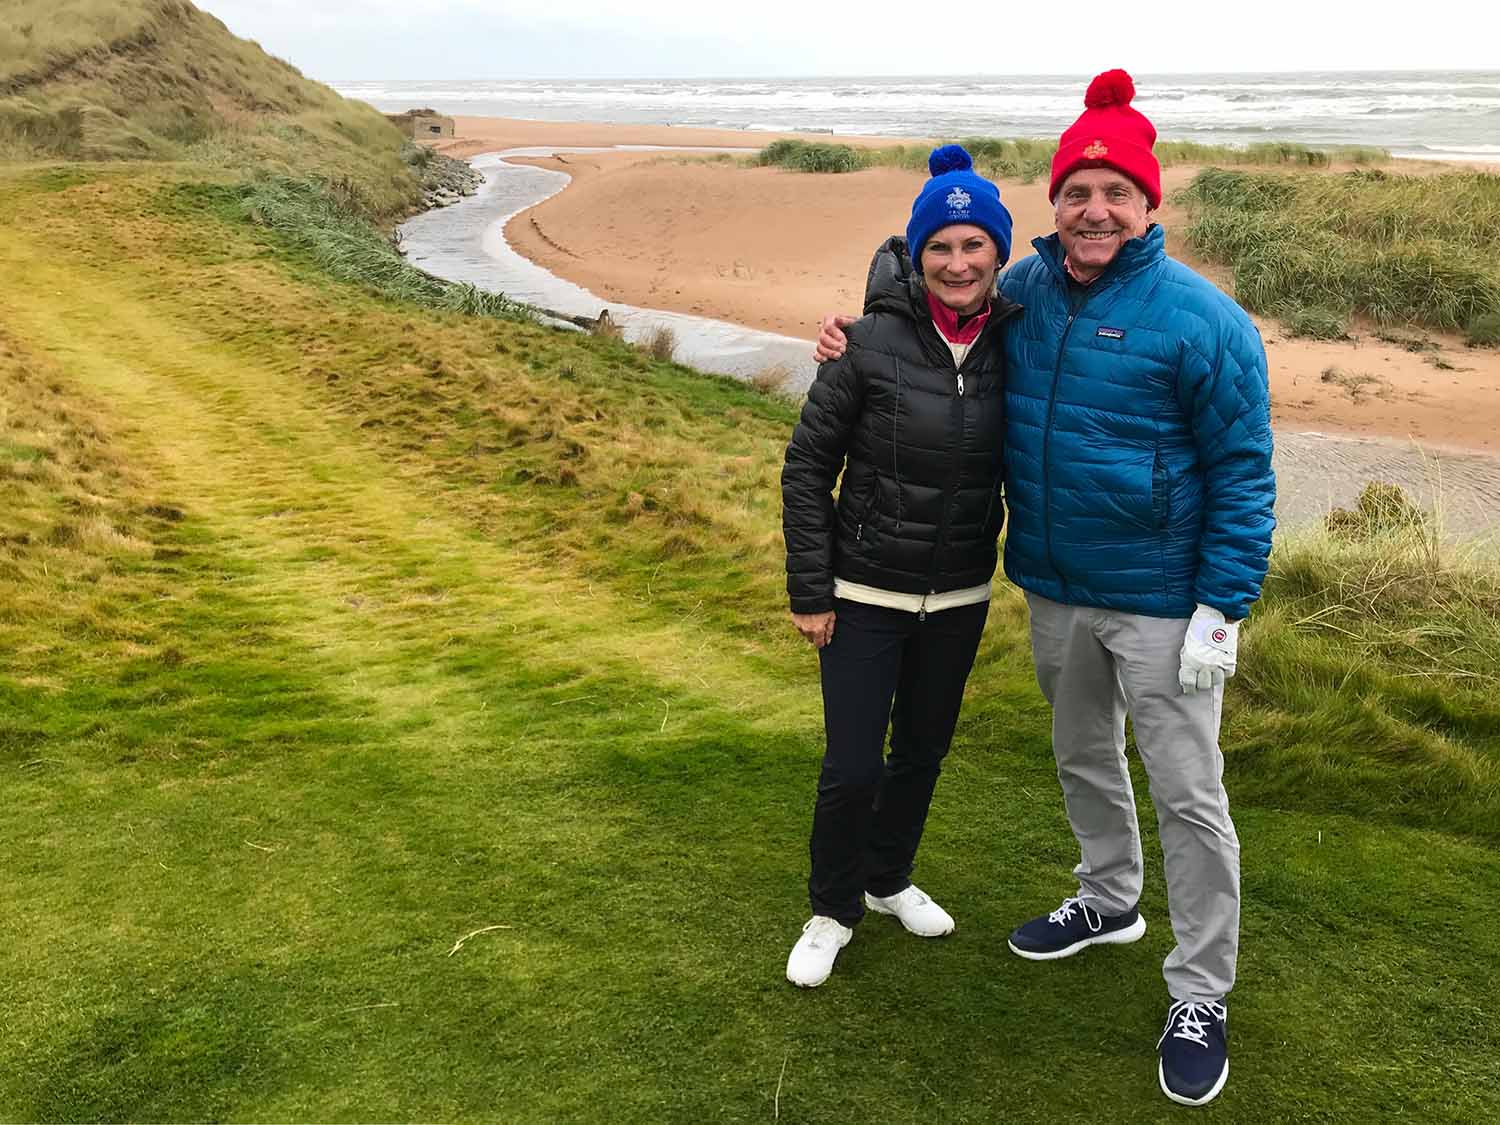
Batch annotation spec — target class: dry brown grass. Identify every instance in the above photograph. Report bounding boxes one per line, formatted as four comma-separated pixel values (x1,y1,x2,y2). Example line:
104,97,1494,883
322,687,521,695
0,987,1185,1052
641,325,677,363
747,363,793,397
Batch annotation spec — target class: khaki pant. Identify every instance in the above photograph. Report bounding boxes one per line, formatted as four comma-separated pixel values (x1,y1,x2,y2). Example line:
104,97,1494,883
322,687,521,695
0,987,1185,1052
1026,592,1240,1003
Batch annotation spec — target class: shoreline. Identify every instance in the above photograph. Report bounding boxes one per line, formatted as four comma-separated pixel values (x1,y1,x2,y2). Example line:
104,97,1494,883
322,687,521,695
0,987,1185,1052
439,116,1500,457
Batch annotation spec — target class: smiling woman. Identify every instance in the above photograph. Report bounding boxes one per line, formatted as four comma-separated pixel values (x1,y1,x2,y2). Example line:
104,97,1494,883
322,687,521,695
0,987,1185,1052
778,144,1019,989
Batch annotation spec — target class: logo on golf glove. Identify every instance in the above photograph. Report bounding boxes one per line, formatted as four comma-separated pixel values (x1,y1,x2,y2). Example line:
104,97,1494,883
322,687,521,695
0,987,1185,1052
1179,604,1238,694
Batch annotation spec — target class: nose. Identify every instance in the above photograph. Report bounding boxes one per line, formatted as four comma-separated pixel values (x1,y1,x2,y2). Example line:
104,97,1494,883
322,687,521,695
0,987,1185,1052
1082,194,1109,223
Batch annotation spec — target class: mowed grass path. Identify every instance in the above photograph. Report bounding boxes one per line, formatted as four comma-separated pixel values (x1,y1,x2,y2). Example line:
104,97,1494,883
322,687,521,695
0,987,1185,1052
1,167,1496,1122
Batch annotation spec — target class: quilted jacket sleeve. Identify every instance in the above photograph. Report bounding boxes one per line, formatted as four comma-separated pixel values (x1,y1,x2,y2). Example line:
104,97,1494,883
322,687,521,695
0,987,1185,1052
1176,312,1277,621
781,347,868,614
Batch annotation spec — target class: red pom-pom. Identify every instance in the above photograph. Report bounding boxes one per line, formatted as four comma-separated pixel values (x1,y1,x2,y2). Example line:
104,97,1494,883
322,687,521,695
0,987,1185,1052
1085,69,1136,109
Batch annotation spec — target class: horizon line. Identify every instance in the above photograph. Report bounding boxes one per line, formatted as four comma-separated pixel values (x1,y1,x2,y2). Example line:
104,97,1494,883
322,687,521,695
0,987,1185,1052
323,66,1500,84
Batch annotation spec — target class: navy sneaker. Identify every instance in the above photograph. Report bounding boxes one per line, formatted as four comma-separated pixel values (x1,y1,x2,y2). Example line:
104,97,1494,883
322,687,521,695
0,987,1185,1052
1157,1000,1229,1106
1006,895,1146,960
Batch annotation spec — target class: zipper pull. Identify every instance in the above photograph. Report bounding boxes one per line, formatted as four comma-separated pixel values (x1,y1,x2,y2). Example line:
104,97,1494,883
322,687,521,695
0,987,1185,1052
856,522,864,541
957,372,965,396
918,591,931,622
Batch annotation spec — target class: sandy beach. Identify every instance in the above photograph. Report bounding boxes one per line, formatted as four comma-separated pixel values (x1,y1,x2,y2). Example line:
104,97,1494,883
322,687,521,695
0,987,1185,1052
441,116,1500,455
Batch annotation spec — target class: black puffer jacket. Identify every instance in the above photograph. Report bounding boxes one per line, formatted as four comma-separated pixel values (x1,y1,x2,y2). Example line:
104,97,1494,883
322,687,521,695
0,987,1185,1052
782,238,1020,614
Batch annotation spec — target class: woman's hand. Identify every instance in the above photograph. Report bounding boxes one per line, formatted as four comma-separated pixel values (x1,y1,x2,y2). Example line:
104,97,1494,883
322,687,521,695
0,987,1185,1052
791,610,837,648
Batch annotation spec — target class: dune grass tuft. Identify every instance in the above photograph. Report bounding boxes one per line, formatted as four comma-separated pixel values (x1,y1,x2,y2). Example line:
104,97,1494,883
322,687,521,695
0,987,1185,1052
754,137,1389,184
1467,310,1500,347
234,177,531,321
1178,167,1500,332
641,324,677,362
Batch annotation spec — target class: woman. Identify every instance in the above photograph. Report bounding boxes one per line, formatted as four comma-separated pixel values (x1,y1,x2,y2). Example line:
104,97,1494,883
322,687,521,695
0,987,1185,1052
781,146,1018,987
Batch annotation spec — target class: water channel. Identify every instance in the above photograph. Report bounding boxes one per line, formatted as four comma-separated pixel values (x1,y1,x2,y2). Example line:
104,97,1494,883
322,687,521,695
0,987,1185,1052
398,148,1500,542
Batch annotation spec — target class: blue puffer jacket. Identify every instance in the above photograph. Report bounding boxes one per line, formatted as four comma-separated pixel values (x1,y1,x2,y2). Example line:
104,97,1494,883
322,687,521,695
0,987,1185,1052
1000,225,1275,621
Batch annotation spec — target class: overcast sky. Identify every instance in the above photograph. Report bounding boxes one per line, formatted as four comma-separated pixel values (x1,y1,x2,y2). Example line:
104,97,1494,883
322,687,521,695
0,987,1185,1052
196,1,1499,80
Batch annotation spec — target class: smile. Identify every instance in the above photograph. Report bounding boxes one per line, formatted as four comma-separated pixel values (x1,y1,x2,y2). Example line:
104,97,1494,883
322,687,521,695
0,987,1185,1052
1078,231,1118,240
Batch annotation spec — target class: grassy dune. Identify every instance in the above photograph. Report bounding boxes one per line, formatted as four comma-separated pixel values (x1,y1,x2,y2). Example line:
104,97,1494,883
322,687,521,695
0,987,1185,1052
1178,168,1500,340
2,160,1499,1121
0,0,416,214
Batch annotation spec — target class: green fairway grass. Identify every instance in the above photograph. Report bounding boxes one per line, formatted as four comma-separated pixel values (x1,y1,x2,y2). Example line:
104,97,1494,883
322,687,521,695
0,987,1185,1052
2,159,1497,1123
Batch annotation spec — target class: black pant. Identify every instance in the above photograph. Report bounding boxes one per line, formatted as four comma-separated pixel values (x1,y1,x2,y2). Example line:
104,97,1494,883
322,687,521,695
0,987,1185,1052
809,596,989,927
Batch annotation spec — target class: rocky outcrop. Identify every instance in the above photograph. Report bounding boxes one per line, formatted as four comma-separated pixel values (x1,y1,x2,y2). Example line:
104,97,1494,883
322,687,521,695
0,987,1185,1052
407,146,482,209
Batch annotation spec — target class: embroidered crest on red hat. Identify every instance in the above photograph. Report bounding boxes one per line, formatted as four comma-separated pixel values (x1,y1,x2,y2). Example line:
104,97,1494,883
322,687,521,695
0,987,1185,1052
1083,140,1109,159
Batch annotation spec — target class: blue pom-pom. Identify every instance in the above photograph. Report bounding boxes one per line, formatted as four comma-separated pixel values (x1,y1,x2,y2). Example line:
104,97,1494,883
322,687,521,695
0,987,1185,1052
928,144,972,176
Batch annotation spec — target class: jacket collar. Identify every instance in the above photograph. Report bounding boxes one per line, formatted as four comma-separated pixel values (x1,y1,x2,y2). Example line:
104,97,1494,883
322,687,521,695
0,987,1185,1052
925,290,991,344
1033,223,1165,289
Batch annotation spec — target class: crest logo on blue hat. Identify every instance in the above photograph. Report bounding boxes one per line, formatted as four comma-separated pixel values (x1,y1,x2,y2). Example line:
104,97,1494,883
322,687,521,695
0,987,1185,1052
946,186,972,210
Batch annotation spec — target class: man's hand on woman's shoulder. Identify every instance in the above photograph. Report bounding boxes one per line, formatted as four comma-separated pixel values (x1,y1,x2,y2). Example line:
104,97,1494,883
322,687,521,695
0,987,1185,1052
813,314,856,363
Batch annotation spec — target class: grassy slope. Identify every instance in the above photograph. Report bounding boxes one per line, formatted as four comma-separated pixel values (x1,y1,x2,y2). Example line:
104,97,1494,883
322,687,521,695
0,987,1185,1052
2,162,1498,1123
0,0,416,214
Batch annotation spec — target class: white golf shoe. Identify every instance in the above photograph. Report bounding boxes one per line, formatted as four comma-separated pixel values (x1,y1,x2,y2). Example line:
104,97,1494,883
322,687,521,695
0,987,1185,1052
785,915,853,988
863,885,956,937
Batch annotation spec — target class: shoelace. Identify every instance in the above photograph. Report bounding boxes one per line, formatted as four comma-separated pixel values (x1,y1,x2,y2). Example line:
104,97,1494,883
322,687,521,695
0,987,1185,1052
1158,1000,1228,1050
1048,896,1102,933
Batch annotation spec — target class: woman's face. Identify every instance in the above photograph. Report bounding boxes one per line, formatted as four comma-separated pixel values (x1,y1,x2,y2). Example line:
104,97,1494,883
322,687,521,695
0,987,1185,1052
920,224,1000,315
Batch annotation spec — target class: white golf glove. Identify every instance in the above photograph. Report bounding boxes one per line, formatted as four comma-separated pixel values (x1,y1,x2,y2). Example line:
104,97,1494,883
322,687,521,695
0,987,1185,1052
1178,604,1239,694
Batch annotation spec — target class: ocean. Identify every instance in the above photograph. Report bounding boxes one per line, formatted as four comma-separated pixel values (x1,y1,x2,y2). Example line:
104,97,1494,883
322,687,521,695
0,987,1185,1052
333,71,1500,162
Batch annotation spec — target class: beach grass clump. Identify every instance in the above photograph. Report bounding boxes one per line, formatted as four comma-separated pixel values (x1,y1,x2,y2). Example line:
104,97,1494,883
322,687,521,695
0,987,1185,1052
1233,493,1500,838
641,324,677,362
755,138,866,173
237,176,531,321
1282,305,1349,340
1178,168,1500,331
847,138,1388,184
747,362,794,396
1466,311,1500,347
752,138,1389,185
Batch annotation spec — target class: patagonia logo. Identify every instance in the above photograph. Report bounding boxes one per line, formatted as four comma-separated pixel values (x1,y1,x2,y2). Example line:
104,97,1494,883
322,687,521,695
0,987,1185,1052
1097,326,1126,339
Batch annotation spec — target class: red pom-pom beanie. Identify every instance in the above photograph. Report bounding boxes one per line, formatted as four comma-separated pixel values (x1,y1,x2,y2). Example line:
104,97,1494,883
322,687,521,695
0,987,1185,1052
1049,69,1161,209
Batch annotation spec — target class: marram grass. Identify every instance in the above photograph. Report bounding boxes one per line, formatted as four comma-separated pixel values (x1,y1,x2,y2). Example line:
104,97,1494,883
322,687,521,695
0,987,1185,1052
754,137,1389,184
1178,167,1500,336
1,0,419,216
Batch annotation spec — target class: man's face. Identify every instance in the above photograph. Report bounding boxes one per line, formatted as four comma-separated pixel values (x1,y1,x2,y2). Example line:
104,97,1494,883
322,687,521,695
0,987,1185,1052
1054,168,1151,282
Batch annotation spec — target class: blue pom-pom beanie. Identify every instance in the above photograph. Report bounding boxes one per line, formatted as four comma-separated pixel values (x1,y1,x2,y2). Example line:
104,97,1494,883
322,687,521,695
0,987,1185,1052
905,144,1013,269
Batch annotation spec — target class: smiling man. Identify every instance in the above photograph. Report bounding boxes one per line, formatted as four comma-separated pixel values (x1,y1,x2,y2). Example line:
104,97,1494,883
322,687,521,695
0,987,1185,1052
815,70,1276,1106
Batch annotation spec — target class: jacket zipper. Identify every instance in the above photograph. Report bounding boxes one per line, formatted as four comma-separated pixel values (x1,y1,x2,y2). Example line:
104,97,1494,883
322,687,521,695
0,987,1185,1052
922,318,985,609
1041,261,1118,597
912,303,1016,619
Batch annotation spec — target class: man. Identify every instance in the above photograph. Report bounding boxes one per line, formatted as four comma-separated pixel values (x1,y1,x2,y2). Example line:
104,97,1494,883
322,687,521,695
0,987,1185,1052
814,69,1275,1107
